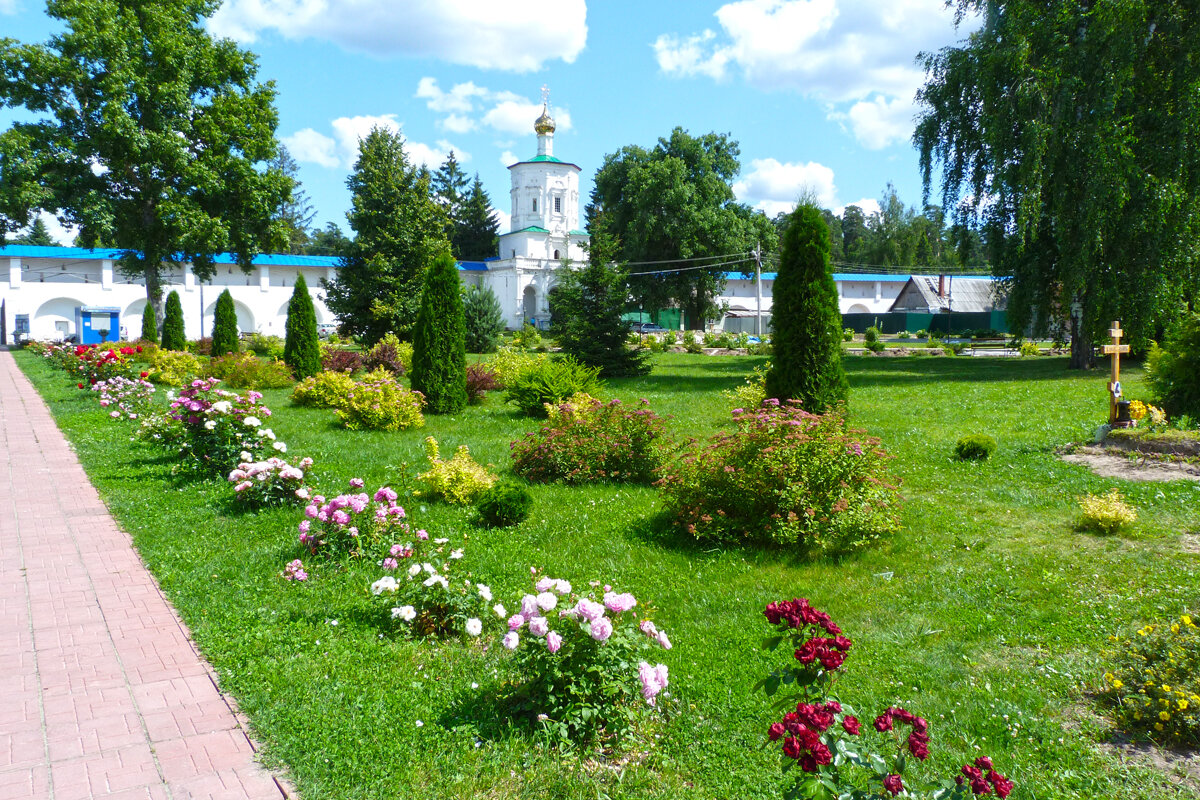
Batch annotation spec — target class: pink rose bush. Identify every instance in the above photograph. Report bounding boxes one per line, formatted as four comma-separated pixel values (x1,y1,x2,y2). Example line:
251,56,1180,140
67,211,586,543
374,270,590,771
167,379,282,475
500,572,672,745
228,456,313,509
759,597,1013,799
91,376,156,420
297,479,412,559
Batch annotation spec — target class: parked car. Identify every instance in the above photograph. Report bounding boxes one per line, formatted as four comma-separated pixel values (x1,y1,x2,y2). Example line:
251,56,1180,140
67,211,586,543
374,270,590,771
317,323,338,338
629,322,668,334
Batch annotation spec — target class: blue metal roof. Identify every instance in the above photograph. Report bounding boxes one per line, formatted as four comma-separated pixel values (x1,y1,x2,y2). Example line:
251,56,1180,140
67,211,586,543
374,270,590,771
832,273,912,282
0,244,340,267
724,271,778,281
457,261,489,272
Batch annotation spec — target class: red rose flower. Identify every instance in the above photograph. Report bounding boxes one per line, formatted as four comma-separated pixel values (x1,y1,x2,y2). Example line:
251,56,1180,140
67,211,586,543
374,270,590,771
974,756,993,771
77,382,84,389
883,774,903,796
768,722,785,741
140,371,149,378
987,771,1013,799
782,737,802,760
842,715,861,735
874,713,893,732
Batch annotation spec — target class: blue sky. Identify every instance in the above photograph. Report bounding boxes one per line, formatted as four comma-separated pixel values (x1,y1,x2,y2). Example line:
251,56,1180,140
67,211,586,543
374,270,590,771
1,0,977,245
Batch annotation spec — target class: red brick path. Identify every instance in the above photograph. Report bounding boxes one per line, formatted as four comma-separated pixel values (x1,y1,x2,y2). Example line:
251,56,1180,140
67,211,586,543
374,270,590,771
0,351,290,799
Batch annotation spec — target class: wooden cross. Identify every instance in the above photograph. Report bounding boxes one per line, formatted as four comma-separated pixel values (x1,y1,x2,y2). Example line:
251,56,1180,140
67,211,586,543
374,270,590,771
1103,320,1130,424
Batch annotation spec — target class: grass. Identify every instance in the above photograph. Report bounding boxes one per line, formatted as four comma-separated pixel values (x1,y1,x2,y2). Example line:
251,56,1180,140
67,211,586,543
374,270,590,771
17,350,1200,800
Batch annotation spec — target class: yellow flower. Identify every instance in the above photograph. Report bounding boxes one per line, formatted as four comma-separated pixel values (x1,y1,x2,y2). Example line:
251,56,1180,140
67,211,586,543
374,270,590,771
1184,615,1195,628
1162,685,1172,693
1178,699,1189,711
1159,711,1171,721
1171,624,1180,634
1155,723,1165,731
1112,679,1124,689
1104,672,1115,682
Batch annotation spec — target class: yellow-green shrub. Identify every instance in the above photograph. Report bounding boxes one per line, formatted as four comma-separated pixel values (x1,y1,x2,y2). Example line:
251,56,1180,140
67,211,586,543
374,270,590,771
414,436,496,504
148,349,202,386
205,352,294,389
335,369,425,431
489,347,548,387
1101,614,1200,745
1077,488,1137,533
292,371,356,408
722,362,769,411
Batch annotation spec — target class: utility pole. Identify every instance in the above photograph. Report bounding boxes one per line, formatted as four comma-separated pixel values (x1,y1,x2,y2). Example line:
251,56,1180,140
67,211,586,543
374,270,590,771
754,244,763,338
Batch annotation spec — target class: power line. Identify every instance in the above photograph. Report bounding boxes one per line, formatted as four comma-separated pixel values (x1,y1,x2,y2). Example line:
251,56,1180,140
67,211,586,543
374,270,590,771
628,256,757,277
622,251,751,267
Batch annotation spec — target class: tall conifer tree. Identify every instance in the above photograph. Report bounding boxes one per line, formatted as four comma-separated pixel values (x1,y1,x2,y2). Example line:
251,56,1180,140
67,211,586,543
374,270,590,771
411,252,467,414
161,291,186,351
284,274,321,378
211,290,239,356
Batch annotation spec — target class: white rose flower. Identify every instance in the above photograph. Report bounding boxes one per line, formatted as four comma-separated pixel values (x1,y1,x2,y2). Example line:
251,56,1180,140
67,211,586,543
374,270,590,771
370,576,398,595
210,400,232,414
243,416,261,428
391,605,416,621
465,618,483,637
407,563,422,578
423,574,448,589
203,420,217,430
273,441,287,452
450,549,464,560
493,603,507,619
477,584,493,602
240,451,254,461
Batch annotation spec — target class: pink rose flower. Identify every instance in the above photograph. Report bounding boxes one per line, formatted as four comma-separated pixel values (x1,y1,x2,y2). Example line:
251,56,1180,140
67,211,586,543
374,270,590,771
546,631,562,653
589,617,614,642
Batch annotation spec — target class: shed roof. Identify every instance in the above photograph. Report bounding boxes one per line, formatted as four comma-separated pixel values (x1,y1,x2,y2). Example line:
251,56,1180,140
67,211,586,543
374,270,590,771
888,275,1004,313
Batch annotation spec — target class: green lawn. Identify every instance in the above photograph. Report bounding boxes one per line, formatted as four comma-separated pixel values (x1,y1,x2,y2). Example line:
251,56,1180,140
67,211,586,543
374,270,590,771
17,351,1200,800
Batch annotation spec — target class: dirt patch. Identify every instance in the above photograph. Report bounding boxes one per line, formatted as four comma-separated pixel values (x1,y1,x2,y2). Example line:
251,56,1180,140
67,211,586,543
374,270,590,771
1098,738,1200,793
1060,446,1200,483
1181,534,1200,555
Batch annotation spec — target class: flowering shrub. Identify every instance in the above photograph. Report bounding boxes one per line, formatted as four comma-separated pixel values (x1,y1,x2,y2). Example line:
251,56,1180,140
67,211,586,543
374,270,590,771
148,349,202,386
415,436,496,504
510,398,670,485
500,574,672,745
335,368,425,431
1077,488,1137,534
465,362,500,405
368,533,491,638
759,597,1013,799
363,333,411,375
657,402,901,552
41,343,138,385
228,456,313,509
291,370,356,408
1101,614,1200,746
134,411,186,450
168,379,284,476
298,480,410,559
320,346,364,374
204,352,294,389
92,376,156,421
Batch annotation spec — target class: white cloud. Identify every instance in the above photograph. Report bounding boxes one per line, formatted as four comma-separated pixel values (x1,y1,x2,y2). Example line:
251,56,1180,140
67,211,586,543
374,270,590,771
655,0,968,149
734,158,837,216
417,78,572,137
493,207,511,235
0,0,17,14
283,128,340,168
209,0,588,72
285,115,465,170
836,197,881,218
499,150,519,167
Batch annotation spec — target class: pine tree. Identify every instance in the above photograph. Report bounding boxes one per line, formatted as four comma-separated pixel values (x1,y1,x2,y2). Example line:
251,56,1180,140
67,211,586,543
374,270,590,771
463,284,504,353
161,291,186,351
432,151,469,246
283,273,321,378
270,144,316,254
411,251,467,414
553,217,650,377
764,204,848,412
455,175,500,260
211,289,239,356
13,218,57,246
140,303,157,344
323,128,449,343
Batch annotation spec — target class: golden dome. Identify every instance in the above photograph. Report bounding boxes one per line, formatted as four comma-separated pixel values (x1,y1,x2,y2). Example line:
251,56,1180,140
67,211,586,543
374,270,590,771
534,104,556,135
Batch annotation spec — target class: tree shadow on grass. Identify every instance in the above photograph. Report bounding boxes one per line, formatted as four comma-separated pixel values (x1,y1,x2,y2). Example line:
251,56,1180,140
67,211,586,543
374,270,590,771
438,683,541,745
844,356,1101,388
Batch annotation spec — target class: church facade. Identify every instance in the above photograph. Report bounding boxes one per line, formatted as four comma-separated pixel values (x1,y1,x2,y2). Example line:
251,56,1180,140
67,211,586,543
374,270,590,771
460,100,589,329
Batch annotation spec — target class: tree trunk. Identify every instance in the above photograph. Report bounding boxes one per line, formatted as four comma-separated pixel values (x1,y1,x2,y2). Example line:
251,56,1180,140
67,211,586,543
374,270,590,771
1068,305,1096,369
143,259,164,330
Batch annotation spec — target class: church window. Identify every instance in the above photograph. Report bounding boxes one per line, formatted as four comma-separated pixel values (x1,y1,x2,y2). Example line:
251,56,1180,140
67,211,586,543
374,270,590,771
532,198,538,212
554,250,560,259
554,197,561,213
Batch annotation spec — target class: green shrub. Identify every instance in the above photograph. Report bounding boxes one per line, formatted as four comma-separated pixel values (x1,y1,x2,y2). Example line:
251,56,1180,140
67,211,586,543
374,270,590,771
722,362,769,411
320,347,363,374
148,349,201,386
955,434,997,461
211,289,240,357
363,333,411,375
489,347,548,388
1146,314,1200,420
284,274,322,379
657,401,902,552
510,398,669,484
1077,488,1137,534
915,329,928,338
415,436,496,504
510,323,544,351
411,252,468,414
842,328,854,342
682,330,703,354
336,370,425,431
244,333,285,359
475,481,533,527
463,284,505,354
504,356,603,417
865,340,886,353
140,304,158,345
187,337,213,356
292,370,356,408
1019,340,1041,357
864,325,881,344
205,352,294,389
1100,614,1200,746
160,291,186,351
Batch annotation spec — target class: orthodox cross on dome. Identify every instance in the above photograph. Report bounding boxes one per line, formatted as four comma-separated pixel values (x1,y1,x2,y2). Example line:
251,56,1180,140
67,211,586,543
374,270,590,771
541,84,550,107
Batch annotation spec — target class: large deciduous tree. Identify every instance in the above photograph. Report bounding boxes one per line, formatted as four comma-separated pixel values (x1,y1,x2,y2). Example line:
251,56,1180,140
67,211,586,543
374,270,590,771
915,0,1200,368
0,0,291,326
323,127,449,343
590,128,775,329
